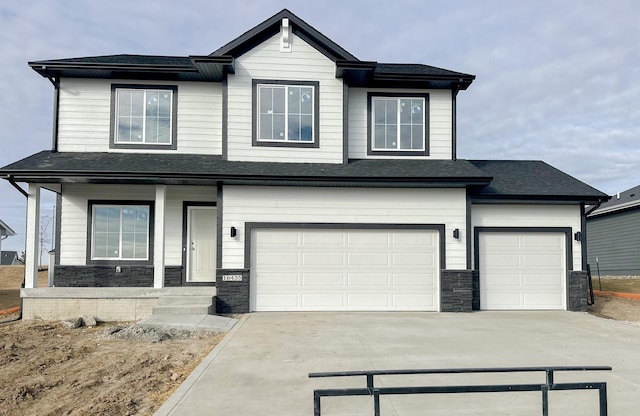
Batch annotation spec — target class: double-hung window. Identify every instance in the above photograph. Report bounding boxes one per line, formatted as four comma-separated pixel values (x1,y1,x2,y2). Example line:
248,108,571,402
368,94,429,156
111,85,177,149
253,80,319,148
90,204,152,261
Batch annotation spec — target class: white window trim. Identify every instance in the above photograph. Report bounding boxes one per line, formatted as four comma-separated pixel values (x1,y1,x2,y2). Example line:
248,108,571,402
114,88,174,146
256,83,316,143
91,204,150,261
371,96,426,152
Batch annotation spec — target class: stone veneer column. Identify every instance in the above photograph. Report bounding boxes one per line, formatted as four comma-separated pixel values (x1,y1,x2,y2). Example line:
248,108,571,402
440,270,473,312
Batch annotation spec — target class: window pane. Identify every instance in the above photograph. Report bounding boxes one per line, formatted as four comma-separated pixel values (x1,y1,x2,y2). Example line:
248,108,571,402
105,208,121,232
130,117,144,142
259,87,273,113
288,87,300,114
146,91,159,117
412,125,424,149
117,117,131,142
93,233,108,258
107,232,119,257
374,100,386,124
259,114,273,139
157,118,171,143
411,99,423,124
134,207,148,232
272,87,285,114
158,91,172,117
118,91,132,116
273,114,286,139
300,115,313,141
386,124,397,149
400,99,411,124
145,117,159,143
135,236,147,259
374,125,386,149
288,116,300,141
385,100,397,124
122,232,135,259
400,125,411,149
130,91,144,117
300,87,313,114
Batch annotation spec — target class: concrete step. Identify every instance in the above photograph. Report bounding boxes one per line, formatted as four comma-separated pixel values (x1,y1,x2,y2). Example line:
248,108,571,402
152,304,215,315
158,295,215,306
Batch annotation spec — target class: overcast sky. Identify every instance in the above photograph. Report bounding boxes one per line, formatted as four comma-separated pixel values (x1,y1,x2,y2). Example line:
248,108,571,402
1,0,638,253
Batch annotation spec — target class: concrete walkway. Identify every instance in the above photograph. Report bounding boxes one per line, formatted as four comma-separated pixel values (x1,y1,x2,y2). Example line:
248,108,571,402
155,312,640,415
137,314,238,333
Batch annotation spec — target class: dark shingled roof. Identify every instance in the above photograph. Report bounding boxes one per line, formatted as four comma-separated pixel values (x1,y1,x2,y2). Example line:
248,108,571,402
375,63,472,78
0,151,490,187
1,152,609,203
31,54,194,67
469,160,609,201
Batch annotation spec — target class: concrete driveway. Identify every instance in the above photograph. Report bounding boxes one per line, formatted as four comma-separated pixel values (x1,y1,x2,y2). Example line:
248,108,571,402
155,312,640,415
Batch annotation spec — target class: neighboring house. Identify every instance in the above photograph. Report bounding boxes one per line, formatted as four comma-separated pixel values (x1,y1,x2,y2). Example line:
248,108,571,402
0,9,608,320
587,185,640,276
0,219,16,262
1,251,20,266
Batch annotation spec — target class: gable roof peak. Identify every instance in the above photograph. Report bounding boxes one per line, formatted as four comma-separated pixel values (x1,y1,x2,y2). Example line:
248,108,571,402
210,8,358,62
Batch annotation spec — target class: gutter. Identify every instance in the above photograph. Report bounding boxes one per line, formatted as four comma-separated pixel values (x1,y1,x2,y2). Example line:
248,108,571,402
6,175,28,198
45,74,60,152
585,200,603,216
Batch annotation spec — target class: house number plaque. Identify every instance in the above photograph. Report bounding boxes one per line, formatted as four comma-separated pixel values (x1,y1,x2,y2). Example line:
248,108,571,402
222,274,243,282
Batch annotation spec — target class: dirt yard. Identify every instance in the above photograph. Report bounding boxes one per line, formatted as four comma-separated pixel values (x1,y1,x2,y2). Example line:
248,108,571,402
0,266,639,415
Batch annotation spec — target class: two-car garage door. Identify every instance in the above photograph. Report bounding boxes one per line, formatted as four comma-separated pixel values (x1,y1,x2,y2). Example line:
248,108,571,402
478,232,567,310
251,228,439,311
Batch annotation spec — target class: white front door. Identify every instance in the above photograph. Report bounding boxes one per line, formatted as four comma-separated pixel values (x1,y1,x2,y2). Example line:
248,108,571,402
251,228,440,311
479,232,566,310
187,207,217,282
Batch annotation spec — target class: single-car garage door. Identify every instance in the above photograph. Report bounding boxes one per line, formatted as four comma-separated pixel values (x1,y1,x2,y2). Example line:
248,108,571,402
251,228,440,311
479,232,566,310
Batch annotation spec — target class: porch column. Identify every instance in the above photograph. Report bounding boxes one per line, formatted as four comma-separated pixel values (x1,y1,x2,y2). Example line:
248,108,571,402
153,185,166,288
25,183,41,288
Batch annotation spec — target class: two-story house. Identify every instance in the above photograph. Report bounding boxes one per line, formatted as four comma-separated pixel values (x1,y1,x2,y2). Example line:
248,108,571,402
1,9,608,320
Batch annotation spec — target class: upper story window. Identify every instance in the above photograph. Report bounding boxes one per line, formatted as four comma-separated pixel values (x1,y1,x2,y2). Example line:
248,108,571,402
110,85,178,150
368,93,429,156
252,80,319,148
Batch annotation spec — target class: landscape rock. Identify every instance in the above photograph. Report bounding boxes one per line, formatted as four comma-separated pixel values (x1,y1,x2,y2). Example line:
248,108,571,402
82,315,97,327
61,317,83,329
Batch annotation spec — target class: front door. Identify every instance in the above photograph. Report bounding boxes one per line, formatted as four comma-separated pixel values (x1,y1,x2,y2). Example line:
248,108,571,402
187,206,217,282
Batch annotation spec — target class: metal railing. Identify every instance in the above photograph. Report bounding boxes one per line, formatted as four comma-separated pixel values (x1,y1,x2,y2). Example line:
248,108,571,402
310,366,612,416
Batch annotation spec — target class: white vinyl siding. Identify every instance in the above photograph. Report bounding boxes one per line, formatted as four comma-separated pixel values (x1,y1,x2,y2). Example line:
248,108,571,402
221,186,466,270
59,184,216,266
349,88,452,159
471,204,582,270
57,78,222,154
227,33,343,163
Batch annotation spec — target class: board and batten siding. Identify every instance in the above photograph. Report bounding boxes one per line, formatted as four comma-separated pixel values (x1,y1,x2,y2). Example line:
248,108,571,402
58,184,216,266
471,204,583,270
57,78,223,154
226,32,343,163
587,209,640,275
221,186,467,269
348,88,453,160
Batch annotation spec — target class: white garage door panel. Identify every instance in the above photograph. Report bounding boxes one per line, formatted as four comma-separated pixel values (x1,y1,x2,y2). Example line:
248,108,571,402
480,232,566,310
252,229,439,311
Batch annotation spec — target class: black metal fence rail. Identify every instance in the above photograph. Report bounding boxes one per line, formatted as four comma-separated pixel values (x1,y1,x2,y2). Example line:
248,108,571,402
309,366,612,416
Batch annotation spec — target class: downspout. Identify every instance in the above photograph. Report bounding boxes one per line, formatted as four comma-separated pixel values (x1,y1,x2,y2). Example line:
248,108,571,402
451,87,458,161
582,200,604,271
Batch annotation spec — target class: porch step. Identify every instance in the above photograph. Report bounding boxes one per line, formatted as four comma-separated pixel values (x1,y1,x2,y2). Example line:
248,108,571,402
152,304,215,315
152,293,216,316
158,295,215,306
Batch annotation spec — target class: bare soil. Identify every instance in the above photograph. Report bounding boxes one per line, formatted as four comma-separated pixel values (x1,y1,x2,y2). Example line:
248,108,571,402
0,267,638,415
0,266,48,311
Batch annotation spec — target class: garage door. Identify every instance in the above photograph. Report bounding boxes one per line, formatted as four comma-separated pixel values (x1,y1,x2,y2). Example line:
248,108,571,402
251,228,439,311
479,232,566,310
